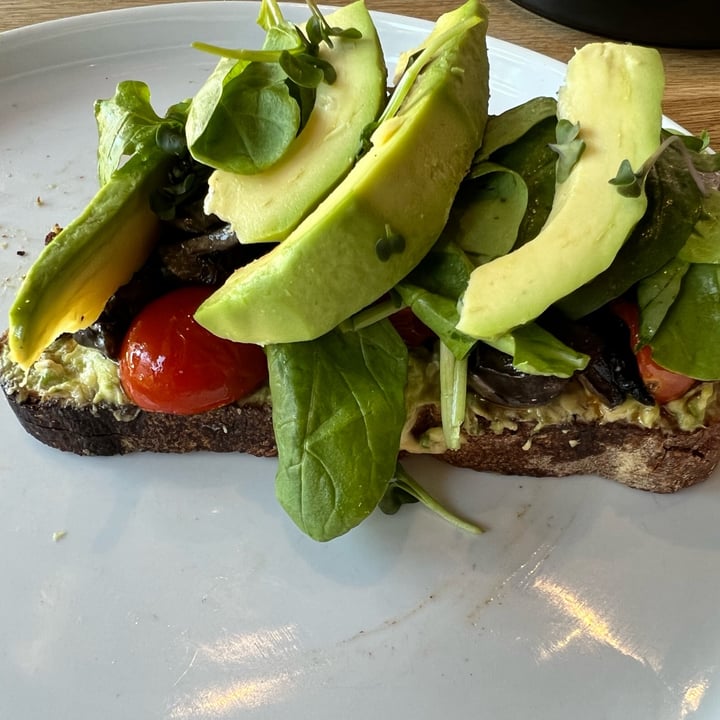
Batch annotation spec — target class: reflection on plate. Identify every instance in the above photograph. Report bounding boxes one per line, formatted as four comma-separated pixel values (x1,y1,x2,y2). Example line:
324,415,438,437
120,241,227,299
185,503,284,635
1,4,719,719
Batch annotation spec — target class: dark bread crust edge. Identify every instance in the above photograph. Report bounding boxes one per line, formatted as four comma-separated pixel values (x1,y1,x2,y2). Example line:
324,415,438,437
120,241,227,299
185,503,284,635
3,384,720,492
413,405,720,493
3,390,276,457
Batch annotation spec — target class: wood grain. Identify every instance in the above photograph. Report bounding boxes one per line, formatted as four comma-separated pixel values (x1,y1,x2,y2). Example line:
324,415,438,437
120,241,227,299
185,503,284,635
2,0,719,139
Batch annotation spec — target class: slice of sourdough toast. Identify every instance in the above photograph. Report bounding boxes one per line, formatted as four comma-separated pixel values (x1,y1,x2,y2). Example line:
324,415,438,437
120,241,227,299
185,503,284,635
4,390,276,458
412,404,720,493
0,332,275,457
3,333,719,493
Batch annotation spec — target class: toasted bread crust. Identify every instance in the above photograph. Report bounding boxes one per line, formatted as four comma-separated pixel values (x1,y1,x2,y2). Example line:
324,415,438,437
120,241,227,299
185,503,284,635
412,404,720,492
3,382,719,492
4,390,276,457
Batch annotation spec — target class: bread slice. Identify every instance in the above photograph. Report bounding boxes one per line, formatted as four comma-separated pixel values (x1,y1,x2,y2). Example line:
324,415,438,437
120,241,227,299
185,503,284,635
4,390,276,457
411,404,720,493
0,332,275,457
2,333,719,492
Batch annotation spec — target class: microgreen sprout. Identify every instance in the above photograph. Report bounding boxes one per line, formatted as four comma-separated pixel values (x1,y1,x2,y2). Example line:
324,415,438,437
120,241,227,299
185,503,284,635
306,0,362,48
548,119,585,183
186,0,363,173
192,0,361,91
375,225,406,261
610,133,712,198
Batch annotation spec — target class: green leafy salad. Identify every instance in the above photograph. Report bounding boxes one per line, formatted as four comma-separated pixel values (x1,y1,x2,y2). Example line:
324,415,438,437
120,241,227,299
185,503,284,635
5,0,720,542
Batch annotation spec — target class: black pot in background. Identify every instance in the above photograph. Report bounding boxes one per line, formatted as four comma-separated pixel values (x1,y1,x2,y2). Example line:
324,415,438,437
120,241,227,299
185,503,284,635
511,0,720,48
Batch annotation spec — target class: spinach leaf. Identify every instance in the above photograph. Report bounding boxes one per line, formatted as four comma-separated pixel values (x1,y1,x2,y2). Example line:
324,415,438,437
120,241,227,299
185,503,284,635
614,134,720,380
494,322,589,377
484,114,558,247
94,81,209,221
678,189,720,264
95,80,188,185
396,281,476,359
475,96,557,162
396,239,477,358
647,263,720,380
187,0,363,174
397,240,587,375
186,23,303,173
404,237,474,299
434,98,557,268
692,150,720,174
345,240,475,357
268,321,408,541
449,162,528,265
637,258,689,344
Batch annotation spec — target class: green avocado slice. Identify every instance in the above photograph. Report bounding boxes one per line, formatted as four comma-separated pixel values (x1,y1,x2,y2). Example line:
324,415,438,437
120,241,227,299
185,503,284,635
7,148,168,369
456,42,665,340
195,0,490,345
203,1,387,244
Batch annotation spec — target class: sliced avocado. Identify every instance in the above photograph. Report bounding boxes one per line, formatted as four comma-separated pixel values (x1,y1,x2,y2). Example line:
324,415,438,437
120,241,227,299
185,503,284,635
7,148,168,369
204,1,387,244
456,42,665,340
195,0,490,345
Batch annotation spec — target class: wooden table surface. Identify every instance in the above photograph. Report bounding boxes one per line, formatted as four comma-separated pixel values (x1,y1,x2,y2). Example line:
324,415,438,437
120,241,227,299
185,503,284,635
2,0,719,141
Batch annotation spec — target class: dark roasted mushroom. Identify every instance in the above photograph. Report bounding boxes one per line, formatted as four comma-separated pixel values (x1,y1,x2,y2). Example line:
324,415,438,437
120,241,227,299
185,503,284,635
72,257,175,359
541,307,654,407
73,214,263,357
467,342,571,407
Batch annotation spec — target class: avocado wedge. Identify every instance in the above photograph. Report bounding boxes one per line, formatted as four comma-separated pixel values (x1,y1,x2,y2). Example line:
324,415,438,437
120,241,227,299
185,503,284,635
204,0,387,244
7,148,169,369
195,0,490,345
456,43,665,340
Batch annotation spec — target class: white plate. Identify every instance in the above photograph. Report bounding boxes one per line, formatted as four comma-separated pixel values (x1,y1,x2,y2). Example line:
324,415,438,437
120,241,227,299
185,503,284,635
1,4,718,719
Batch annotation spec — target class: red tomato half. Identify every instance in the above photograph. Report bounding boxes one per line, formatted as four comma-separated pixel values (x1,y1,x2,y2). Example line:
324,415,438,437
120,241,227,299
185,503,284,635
612,299,696,405
633,344,697,406
119,286,268,415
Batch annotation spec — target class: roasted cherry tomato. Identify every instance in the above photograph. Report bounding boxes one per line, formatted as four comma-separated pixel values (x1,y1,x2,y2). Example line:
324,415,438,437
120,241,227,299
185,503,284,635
389,307,436,347
119,286,268,415
612,299,696,405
